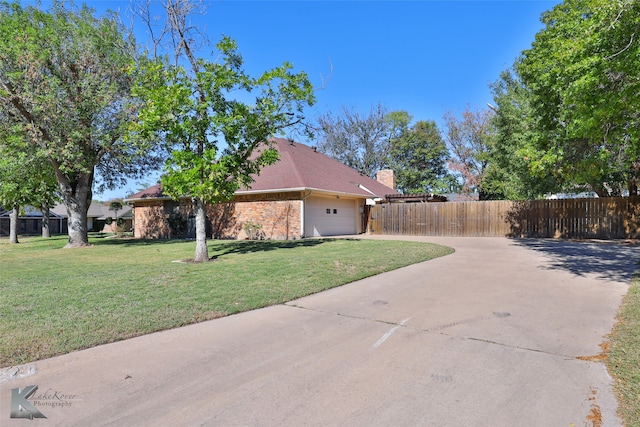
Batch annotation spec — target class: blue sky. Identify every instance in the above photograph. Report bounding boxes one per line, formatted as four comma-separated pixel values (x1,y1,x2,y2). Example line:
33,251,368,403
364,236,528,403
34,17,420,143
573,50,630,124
79,0,561,200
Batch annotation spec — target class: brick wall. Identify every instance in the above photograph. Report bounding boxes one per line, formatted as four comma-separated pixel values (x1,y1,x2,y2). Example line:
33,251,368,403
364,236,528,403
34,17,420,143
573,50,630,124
133,200,172,239
232,200,302,240
133,193,303,240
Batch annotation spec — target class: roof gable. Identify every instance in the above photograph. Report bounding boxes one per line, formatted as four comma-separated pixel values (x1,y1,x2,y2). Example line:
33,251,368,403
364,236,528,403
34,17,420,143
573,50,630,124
239,138,398,198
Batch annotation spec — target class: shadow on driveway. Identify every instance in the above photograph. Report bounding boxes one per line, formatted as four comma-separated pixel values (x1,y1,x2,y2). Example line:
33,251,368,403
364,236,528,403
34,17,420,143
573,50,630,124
513,238,639,283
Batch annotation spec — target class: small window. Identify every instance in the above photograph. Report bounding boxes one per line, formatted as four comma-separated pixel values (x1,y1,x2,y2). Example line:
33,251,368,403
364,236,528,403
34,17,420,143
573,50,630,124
333,209,338,214
326,209,331,214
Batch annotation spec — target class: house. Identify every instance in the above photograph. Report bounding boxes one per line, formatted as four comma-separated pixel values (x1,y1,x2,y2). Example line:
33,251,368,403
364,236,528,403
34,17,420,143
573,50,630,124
0,205,67,236
0,202,132,237
53,202,133,233
124,138,399,240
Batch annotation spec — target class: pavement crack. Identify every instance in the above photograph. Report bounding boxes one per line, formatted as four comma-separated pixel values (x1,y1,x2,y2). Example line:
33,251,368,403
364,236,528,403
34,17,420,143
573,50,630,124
284,303,411,327
285,303,589,361
463,336,575,359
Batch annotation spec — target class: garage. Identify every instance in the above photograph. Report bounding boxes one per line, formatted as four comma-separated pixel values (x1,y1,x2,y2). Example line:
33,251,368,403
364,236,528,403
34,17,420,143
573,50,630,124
304,195,358,237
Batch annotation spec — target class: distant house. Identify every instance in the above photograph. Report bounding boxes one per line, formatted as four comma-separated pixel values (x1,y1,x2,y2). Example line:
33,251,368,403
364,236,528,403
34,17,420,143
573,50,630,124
52,202,133,233
0,202,132,237
124,138,399,240
0,205,67,236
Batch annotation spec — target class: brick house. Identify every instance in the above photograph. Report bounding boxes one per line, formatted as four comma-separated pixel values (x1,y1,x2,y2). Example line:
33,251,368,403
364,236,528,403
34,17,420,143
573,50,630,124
124,138,398,240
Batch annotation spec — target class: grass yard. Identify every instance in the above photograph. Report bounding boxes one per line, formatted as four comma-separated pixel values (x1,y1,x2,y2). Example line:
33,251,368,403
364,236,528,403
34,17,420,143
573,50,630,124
0,235,453,367
606,274,640,427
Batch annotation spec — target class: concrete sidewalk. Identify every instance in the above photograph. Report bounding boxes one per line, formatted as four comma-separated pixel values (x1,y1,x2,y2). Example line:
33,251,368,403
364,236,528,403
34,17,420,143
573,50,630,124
1,237,634,426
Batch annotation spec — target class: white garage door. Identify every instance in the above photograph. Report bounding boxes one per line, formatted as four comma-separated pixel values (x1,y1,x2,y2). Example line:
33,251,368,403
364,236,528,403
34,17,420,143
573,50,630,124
305,196,357,237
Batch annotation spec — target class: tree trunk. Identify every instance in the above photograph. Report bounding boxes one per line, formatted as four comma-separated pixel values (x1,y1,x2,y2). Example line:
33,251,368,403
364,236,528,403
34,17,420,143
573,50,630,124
57,171,93,248
629,178,638,197
591,184,610,198
41,204,51,238
9,205,19,244
193,197,209,262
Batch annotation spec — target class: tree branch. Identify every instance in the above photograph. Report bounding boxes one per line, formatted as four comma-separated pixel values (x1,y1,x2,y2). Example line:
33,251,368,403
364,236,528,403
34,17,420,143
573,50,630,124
605,33,635,60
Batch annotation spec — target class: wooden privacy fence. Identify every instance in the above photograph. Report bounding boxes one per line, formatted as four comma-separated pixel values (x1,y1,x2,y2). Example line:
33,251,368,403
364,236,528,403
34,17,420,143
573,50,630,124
367,196,640,239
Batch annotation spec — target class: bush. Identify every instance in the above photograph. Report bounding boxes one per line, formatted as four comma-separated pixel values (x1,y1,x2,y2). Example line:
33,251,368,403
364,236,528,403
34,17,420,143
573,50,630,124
243,221,262,240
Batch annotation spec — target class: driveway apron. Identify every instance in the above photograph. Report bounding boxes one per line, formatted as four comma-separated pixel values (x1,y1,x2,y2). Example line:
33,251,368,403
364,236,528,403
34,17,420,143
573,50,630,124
0,237,634,426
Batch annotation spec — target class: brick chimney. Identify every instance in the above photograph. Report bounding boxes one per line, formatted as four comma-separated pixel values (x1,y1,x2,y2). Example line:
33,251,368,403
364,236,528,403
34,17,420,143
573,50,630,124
376,169,396,190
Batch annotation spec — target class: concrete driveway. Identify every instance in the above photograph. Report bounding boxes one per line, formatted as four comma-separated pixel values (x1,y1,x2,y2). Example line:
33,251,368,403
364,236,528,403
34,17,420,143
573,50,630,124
1,237,635,426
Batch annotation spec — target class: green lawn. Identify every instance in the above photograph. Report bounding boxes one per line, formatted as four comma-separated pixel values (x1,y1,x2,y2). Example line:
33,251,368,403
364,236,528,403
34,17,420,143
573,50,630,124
606,274,640,427
0,235,453,367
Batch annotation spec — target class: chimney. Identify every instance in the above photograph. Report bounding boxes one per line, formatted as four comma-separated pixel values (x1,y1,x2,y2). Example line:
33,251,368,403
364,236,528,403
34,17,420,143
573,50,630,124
376,169,396,190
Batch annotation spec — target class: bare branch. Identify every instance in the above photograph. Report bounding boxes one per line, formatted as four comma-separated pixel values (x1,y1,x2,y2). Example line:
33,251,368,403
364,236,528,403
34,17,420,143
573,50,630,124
318,57,333,91
605,33,635,60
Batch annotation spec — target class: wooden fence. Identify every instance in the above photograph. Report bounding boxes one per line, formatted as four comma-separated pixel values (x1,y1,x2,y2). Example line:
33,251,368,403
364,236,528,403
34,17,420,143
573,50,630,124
367,196,640,239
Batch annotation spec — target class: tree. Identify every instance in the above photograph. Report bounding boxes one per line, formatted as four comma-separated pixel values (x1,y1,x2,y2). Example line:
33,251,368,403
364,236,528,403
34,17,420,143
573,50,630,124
388,119,453,194
108,200,123,234
0,122,58,242
0,1,160,247
0,150,57,242
488,68,562,200
443,107,496,200
316,103,391,178
516,0,640,196
0,148,28,244
130,0,315,262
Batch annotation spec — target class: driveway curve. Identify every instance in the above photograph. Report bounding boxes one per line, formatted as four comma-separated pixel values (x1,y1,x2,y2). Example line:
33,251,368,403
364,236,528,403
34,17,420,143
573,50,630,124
1,237,634,426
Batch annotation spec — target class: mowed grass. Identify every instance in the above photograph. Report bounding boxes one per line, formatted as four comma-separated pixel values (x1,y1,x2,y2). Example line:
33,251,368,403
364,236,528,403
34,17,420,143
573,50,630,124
606,273,640,427
0,235,453,367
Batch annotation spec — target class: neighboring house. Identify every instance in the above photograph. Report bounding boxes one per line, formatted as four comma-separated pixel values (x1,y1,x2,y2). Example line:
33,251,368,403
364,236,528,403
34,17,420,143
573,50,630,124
53,202,133,233
124,138,399,240
0,205,67,236
0,202,132,237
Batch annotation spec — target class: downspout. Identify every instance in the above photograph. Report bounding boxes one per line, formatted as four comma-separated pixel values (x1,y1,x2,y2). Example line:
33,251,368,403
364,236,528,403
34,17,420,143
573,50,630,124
301,190,313,238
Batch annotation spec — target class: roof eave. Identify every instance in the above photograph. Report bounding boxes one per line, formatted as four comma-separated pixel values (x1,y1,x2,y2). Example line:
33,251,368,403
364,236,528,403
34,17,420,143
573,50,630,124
126,185,388,203
123,196,174,203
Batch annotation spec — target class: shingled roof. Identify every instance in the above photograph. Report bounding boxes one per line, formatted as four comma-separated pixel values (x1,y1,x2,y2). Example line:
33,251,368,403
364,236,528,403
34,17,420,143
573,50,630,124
126,138,398,201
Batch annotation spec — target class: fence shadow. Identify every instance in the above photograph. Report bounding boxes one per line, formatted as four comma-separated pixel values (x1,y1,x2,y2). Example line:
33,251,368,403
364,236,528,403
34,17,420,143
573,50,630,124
513,238,640,283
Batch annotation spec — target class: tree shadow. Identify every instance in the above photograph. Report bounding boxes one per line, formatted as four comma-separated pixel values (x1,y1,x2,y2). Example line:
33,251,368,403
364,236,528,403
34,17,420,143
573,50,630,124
91,236,362,259
512,238,640,283
90,237,188,247
208,238,359,258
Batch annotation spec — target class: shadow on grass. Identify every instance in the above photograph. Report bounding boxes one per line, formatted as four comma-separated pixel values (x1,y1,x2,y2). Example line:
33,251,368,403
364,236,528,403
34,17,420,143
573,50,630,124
512,238,640,283
90,237,188,247
209,238,357,258
91,236,363,256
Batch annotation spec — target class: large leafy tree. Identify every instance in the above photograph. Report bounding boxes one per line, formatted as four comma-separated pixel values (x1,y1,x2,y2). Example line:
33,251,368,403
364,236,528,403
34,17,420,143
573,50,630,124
0,1,160,247
131,0,315,262
388,118,453,194
488,68,562,200
517,0,640,196
316,103,391,178
443,107,496,200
